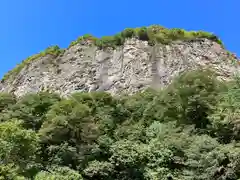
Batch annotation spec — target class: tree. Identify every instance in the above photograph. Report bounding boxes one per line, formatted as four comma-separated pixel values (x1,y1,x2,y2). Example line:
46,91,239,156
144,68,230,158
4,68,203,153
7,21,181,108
0,69,240,179
153,69,226,128
0,120,39,177
0,93,16,113
39,98,99,170
83,160,114,180
1,92,61,131
0,164,25,180
108,140,147,179
209,88,240,143
34,166,82,180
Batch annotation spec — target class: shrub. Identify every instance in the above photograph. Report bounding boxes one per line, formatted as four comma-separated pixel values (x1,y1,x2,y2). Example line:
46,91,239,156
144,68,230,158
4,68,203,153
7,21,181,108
95,35,124,49
121,28,135,39
147,25,165,43
168,28,185,40
155,31,171,44
69,34,97,47
113,33,124,46
135,27,149,41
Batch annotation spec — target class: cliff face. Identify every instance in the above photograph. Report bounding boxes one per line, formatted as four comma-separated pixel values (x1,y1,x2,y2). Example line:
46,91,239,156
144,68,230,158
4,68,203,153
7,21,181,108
0,38,239,97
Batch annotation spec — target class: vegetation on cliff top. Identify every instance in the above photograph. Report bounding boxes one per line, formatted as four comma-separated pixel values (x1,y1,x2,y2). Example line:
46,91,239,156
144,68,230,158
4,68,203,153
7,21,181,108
2,45,64,82
1,69,240,179
69,25,223,49
2,25,223,83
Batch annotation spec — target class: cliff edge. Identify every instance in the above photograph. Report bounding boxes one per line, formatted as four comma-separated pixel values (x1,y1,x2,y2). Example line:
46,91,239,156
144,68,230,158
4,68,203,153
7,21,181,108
0,26,239,96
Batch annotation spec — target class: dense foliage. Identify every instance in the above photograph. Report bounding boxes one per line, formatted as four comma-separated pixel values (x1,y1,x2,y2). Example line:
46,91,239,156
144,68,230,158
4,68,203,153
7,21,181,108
1,69,240,179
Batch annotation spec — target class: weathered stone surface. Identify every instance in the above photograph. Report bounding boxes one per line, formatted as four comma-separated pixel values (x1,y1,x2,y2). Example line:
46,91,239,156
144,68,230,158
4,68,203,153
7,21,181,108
0,38,239,97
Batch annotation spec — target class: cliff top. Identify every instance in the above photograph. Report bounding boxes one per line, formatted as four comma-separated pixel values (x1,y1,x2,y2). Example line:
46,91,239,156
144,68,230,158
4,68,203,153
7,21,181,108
1,25,225,82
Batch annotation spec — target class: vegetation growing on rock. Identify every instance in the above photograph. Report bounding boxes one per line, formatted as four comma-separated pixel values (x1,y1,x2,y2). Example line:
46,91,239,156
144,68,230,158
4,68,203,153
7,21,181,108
69,25,223,49
2,25,223,83
1,69,240,179
69,34,98,47
2,45,64,83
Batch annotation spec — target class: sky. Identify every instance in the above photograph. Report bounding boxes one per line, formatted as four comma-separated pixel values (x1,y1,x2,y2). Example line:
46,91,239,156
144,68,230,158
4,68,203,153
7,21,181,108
0,0,239,78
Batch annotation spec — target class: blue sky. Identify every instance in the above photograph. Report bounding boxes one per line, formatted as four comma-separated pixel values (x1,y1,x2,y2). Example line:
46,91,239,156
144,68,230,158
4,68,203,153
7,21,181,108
0,0,239,78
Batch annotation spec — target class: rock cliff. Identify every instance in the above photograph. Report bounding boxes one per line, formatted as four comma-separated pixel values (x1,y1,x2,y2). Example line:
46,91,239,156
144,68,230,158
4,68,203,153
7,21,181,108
0,35,239,97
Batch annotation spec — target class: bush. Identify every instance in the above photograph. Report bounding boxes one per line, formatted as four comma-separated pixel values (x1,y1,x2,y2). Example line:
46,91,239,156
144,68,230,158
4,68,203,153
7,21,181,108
69,25,223,49
155,32,171,44
113,33,124,46
135,27,149,41
95,35,124,49
168,28,185,40
121,28,135,38
69,34,97,47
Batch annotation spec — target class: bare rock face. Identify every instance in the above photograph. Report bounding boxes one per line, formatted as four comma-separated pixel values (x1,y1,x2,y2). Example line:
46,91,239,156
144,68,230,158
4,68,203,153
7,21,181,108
0,38,239,97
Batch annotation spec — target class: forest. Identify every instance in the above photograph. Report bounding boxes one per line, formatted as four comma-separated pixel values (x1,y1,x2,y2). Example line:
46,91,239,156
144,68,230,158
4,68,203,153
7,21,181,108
0,69,240,180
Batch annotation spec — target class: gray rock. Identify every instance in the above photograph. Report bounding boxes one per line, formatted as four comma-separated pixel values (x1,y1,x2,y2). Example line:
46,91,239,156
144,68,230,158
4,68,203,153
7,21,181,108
0,38,239,97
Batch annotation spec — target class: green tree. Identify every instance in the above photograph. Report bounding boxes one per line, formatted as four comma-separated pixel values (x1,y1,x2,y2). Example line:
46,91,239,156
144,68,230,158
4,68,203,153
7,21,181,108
145,69,226,128
0,120,39,176
83,160,114,180
209,87,240,143
1,69,240,179
108,140,147,179
0,164,25,180
0,92,61,131
39,98,99,170
0,93,16,113
34,166,82,180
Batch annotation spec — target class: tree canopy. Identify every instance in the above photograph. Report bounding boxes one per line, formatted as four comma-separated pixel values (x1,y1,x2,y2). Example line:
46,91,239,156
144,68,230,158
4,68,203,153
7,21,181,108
0,69,240,180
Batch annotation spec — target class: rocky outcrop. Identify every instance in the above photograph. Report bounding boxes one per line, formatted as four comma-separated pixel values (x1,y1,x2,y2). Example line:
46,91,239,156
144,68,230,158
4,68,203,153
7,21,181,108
0,38,239,97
